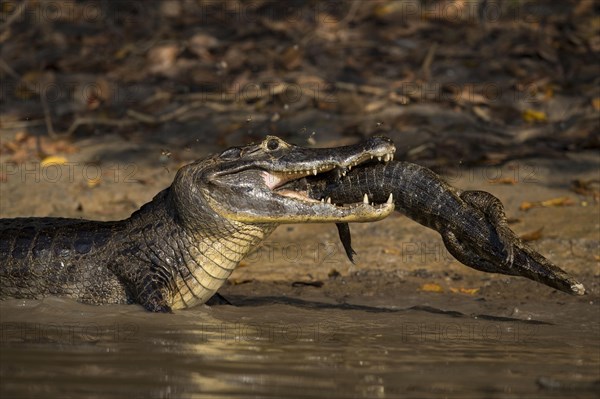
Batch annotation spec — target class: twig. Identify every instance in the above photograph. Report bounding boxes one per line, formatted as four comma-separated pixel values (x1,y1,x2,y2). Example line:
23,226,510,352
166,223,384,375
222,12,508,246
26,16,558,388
69,117,138,136
0,57,138,138
0,58,25,83
337,0,361,28
127,101,213,124
420,42,438,81
40,87,57,138
334,82,386,96
0,57,60,138
0,119,46,129
0,0,28,32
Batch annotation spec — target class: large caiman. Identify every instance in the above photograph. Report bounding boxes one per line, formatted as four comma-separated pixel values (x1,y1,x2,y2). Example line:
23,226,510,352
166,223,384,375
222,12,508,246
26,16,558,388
289,160,585,296
0,136,397,312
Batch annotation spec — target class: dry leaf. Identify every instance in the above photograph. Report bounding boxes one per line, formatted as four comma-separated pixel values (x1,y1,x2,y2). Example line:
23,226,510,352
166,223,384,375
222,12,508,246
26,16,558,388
473,105,493,121
450,287,480,295
420,283,444,293
86,177,102,188
383,247,401,255
14,131,28,142
41,155,68,167
519,201,534,211
388,91,409,105
522,109,547,123
114,44,134,60
280,45,303,70
520,197,574,211
489,177,517,185
540,197,574,207
520,227,544,242
374,2,403,18
365,100,387,113
229,279,253,285
571,179,600,197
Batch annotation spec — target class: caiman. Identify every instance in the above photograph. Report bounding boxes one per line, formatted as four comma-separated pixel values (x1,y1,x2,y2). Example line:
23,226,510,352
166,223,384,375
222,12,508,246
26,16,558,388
0,136,396,312
289,161,585,296
0,136,585,312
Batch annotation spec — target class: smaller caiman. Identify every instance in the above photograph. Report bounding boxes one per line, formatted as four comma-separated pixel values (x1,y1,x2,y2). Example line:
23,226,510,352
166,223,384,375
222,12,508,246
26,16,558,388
291,161,585,296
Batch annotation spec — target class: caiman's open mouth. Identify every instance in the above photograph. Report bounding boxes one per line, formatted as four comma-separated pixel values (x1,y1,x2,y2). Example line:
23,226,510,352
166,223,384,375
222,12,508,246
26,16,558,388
266,152,394,205
207,136,397,224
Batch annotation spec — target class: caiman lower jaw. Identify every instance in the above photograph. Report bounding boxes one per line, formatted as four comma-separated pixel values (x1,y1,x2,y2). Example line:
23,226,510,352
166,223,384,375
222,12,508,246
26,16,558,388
219,200,395,224
275,188,394,208
209,172,395,224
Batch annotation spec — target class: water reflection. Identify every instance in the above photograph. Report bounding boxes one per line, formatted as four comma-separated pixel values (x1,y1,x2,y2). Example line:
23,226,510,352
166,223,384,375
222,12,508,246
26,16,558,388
1,297,598,398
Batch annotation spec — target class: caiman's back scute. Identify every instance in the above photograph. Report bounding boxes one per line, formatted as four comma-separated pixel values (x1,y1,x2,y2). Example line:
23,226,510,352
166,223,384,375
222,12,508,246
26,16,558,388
0,136,396,312
1,217,127,303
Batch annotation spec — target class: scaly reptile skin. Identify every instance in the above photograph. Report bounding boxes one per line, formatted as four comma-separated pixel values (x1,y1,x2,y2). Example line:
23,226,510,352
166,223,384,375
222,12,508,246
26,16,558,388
0,136,396,312
300,161,585,296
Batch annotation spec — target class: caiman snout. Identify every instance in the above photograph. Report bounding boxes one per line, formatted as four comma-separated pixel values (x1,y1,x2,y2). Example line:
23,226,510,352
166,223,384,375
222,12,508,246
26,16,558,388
203,136,396,224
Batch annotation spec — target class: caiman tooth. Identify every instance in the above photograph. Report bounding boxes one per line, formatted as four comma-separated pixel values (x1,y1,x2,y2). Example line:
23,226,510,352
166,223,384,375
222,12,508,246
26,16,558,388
327,197,332,204
384,153,391,162
377,156,382,161
387,193,393,204
321,198,325,203
348,165,352,171
312,168,317,176
363,193,369,204
341,169,347,177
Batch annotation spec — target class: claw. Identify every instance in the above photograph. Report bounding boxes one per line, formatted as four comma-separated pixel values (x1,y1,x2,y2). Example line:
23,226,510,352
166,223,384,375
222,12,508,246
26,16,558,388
497,225,515,267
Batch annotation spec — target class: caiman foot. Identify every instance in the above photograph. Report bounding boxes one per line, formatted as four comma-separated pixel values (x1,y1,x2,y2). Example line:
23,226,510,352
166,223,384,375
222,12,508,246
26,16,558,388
137,279,173,313
460,190,515,266
143,298,172,313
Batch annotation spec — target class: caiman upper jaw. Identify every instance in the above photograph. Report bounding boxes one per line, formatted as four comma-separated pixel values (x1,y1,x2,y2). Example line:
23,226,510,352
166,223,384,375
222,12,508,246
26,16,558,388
263,152,396,191
264,136,395,205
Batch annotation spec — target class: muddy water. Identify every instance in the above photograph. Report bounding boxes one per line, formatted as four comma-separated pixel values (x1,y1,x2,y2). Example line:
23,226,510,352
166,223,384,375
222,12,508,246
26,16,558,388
1,294,598,399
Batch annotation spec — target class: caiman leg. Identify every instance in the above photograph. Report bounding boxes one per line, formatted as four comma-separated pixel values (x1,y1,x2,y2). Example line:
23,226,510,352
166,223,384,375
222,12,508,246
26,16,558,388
459,190,514,266
336,223,357,263
305,161,585,295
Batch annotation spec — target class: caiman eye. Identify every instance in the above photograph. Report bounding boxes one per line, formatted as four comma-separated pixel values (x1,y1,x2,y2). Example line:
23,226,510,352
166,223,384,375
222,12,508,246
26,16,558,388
266,138,279,151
